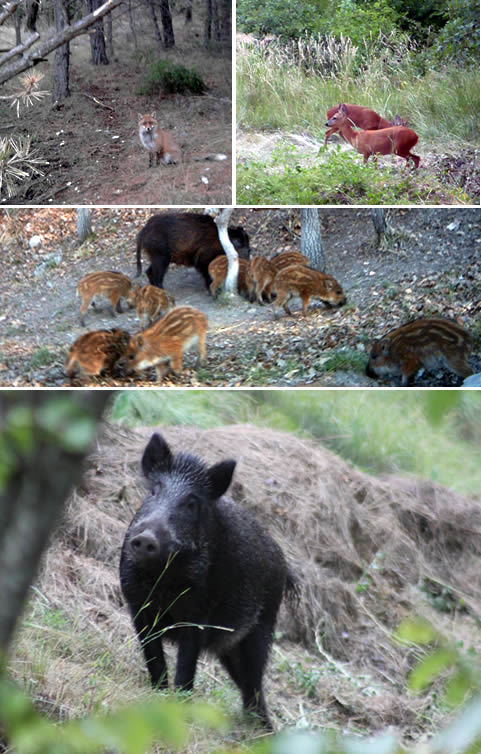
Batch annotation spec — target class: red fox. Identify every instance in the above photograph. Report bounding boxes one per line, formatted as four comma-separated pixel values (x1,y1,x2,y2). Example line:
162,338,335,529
138,112,181,168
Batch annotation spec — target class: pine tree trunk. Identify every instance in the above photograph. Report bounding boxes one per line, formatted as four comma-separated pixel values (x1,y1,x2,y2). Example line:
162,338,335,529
214,209,238,295
158,0,175,48
371,208,387,248
204,0,212,43
52,0,70,104
300,209,325,270
14,7,22,45
127,0,138,47
77,208,93,242
105,8,113,58
212,0,220,41
219,0,230,49
85,0,109,65
24,0,39,32
146,0,163,49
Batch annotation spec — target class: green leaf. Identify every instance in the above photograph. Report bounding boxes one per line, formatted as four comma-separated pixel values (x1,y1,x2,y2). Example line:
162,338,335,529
409,647,458,692
444,668,474,707
396,617,437,645
424,391,460,425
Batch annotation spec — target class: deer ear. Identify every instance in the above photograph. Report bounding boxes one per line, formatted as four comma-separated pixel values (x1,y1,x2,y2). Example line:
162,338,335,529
339,104,346,115
208,460,236,499
142,433,173,480
135,335,144,347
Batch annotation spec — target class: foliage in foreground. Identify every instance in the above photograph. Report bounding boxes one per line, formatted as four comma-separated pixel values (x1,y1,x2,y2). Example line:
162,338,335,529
2,616,481,753
236,150,472,206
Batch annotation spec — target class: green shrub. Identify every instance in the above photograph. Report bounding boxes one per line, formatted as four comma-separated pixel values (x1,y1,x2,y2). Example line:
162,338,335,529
326,0,400,45
137,60,207,95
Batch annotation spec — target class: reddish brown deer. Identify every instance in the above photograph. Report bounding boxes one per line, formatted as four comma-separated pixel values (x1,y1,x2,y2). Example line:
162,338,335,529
324,104,405,146
325,104,420,168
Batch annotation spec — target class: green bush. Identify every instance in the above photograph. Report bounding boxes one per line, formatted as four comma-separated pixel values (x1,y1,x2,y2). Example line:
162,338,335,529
326,0,400,45
237,0,329,36
137,60,207,95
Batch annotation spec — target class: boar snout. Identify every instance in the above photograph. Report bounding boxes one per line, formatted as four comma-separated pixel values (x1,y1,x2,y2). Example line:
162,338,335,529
129,530,161,562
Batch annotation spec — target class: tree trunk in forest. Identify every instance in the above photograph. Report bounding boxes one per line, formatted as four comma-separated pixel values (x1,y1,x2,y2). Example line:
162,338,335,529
85,0,109,65
159,0,175,48
371,208,388,248
0,392,111,656
77,208,93,242
204,0,212,43
146,0,163,49
52,0,71,104
300,209,325,270
219,0,230,48
14,6,22,45
127,0,138,47
213,208,239,295
24,0,39,32
105,8,113,58
212,0,220,41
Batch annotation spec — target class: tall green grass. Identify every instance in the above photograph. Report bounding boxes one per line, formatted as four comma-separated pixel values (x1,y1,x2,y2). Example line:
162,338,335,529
237,34,480,147
111,391,481,495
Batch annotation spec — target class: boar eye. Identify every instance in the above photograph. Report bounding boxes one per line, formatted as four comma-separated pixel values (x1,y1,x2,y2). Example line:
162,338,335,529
184,495,198,512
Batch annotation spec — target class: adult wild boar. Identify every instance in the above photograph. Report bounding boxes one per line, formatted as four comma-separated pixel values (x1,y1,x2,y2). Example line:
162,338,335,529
120,433,294,728
135,213,250,289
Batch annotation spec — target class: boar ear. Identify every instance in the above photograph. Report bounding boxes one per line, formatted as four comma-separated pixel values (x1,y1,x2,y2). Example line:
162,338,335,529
142,433,173,479
208,459,236,499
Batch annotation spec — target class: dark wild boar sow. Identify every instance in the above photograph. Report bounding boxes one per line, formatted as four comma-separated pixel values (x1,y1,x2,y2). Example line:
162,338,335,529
120,434,294,728
136,213,250,289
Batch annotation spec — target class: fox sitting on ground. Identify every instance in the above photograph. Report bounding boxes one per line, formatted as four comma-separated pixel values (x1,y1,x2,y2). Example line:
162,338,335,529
138,112,181,168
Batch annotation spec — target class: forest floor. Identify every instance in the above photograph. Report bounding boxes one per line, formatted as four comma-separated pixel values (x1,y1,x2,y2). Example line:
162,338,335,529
1,207,480,388
0,11,232,205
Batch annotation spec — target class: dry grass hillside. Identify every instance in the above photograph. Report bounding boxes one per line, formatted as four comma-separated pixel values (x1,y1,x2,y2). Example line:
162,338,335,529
8,423,481,750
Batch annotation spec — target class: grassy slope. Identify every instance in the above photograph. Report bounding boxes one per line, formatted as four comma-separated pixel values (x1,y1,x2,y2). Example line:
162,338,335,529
110,390,481,494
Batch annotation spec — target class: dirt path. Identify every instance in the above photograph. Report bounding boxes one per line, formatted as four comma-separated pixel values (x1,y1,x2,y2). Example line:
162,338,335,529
0,208,480,387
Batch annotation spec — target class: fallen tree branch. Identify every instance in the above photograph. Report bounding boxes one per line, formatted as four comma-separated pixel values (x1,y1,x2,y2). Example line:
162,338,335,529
0,0,123,85
0,1,21,26
0,32,40,67
82,92,114,110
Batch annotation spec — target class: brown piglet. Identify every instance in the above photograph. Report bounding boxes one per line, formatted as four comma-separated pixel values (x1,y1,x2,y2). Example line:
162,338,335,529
366,317,473,386
125,306,208,381
208,256,249,298
65,329,131,380
270,265,346,316
77,271,133,326
246,257,277,304
128,284,176,327
269,251,309,272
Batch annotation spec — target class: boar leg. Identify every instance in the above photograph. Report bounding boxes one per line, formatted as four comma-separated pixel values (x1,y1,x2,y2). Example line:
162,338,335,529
447,355,473,379
300,293,310,316
197,333,207,365
174,629,202,692
109,292,122,315
133,611,169,689
220,626,273,728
